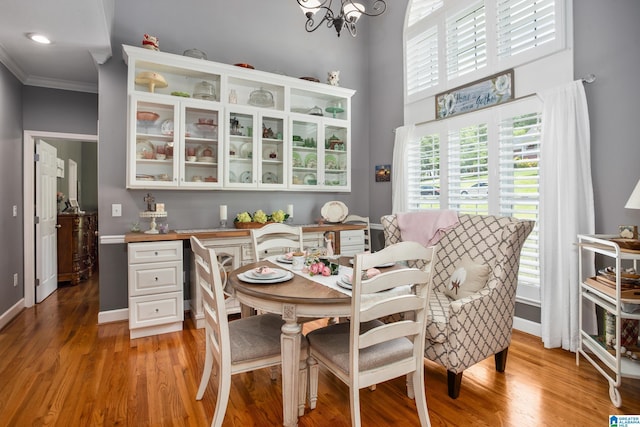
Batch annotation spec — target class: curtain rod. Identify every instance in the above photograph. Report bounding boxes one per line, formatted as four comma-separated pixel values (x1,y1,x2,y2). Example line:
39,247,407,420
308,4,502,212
399,74,597,131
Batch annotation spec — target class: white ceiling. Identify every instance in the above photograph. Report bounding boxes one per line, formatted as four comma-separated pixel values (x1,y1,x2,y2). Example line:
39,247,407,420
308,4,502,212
0,0,113,93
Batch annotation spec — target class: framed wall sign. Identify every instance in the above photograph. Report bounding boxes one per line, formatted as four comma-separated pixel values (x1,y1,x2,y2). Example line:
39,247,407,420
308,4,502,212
436,69,514,119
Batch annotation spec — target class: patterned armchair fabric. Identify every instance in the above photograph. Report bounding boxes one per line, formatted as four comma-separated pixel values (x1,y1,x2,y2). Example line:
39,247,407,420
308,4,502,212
381,213,534,398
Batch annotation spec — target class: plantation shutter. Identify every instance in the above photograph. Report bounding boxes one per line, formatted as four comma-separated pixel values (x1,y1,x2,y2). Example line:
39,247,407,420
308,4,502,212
446,1,487,80
497,0,557,59
408,134,441,210
498,111,542,289
406,27,439,96
447,123,488,215
407,0,444,27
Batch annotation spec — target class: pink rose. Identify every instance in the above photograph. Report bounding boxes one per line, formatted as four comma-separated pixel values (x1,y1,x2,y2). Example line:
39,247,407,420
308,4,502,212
322,266,331,276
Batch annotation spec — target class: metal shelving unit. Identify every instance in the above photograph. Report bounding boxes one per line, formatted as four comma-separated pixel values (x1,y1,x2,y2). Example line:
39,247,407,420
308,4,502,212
577,234,640,407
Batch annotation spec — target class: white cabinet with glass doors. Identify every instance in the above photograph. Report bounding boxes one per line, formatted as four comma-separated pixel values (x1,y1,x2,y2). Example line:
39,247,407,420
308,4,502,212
224,108,287,189
128,93,223,189
290,117,348,190
123,44,354,192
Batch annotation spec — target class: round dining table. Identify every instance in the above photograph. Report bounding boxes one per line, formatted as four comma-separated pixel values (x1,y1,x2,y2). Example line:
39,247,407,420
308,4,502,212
229,258,353,427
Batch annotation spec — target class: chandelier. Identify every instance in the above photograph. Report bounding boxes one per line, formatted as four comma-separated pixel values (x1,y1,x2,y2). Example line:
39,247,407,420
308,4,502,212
297,0,387,37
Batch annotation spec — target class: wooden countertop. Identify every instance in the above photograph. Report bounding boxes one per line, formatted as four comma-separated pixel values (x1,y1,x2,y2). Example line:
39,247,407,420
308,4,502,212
124,223,365,243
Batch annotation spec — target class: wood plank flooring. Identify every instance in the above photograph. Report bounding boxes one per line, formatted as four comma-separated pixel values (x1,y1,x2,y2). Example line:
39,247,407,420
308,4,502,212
1,275,639,426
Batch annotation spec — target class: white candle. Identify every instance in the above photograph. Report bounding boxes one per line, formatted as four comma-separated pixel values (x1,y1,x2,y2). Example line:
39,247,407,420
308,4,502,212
287,204,293,218
220,205,228,221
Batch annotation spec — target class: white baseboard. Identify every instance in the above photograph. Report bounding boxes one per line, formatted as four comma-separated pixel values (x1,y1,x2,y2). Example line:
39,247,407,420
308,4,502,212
98,308,129,324
513,316,541,337
0,299,25,331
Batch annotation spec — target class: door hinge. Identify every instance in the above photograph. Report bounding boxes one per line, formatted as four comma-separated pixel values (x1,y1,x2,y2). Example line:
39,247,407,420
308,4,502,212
34,216,40,224
34,153,40,162
35,278,40,287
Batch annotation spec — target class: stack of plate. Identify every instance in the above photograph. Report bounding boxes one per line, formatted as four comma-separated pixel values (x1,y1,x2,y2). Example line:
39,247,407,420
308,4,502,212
238,267,292,284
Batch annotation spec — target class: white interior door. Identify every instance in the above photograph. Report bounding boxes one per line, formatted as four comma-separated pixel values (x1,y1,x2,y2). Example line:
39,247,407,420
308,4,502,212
36,139,58,302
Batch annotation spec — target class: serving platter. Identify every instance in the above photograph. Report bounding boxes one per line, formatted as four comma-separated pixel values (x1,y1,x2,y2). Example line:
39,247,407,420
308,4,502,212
321,201,348,223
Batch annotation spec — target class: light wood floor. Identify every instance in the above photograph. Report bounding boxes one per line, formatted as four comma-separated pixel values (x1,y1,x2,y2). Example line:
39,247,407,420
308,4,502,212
1,275,639,427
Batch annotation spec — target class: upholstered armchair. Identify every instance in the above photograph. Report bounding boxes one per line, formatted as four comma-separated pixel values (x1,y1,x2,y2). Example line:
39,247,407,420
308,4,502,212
381,213,534,398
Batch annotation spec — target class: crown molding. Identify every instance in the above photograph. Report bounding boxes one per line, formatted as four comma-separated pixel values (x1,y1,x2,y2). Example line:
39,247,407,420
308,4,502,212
0,42,27,83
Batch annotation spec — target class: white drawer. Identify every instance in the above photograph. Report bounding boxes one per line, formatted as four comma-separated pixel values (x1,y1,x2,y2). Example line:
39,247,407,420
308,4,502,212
341,230,365,241
129,261,182,296
340,244,365,256
129,291,183,329
128,241,182,264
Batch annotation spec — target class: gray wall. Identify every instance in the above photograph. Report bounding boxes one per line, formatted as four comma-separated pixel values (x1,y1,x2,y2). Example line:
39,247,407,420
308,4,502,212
0,62,24,313
22,86,98,135
574,0,640,234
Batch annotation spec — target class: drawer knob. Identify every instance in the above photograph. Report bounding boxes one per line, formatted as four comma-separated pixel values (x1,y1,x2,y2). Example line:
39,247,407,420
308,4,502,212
154,277,158,281
155,308,159,313
154,251,158,256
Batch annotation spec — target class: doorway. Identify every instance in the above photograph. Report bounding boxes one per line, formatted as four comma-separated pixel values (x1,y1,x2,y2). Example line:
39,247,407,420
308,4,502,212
23,130,98,307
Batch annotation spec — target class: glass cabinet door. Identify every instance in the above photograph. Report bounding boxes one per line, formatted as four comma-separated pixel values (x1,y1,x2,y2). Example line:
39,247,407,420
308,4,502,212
259,114,286,187
226,109,256,187
290,119,320,188
180,102,222,188
322,123,348,189
130,95,179,188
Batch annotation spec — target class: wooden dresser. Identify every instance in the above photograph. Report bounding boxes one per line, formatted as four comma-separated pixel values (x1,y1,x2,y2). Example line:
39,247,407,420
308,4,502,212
57,212,98,285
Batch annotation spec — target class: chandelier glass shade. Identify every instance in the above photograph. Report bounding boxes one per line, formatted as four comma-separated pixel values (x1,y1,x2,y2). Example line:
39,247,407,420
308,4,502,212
296,0,387,37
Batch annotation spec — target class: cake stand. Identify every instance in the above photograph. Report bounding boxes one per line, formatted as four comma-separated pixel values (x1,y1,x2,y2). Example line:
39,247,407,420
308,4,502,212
139,210,168,234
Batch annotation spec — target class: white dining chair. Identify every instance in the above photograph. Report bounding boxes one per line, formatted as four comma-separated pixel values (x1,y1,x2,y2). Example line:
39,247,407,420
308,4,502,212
306,241,438,427
342,214,371,252
190,236,309,426
250,223,304,261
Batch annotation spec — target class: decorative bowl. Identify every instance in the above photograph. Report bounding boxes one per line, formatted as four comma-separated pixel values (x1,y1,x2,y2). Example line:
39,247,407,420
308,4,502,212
136,111,159,122
611,238,640,251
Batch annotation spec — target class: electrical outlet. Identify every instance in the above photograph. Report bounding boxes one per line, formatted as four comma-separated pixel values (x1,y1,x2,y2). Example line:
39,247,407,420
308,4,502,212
13,273,18,287
112,204,122,217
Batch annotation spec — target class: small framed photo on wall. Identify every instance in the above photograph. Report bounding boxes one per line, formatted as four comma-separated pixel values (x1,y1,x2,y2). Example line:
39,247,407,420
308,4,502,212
375,164,391,182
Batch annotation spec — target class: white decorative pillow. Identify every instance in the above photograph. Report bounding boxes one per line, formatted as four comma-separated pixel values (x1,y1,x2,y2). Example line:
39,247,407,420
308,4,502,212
444,255,490,300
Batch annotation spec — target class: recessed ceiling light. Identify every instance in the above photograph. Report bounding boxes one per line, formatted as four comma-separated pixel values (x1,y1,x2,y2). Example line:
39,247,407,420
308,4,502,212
27,33,51,45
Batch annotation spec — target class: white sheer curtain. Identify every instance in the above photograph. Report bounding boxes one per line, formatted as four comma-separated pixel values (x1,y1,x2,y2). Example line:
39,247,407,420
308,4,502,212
392,125,415,213
539,81,595,351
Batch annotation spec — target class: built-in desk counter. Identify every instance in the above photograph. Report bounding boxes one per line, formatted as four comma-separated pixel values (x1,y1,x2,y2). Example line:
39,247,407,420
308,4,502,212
124,223,365,254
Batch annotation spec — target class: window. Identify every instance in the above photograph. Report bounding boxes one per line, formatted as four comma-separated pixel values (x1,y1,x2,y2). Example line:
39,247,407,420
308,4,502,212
406,98,543,303
497,0,557,60
446,2,487,80
407,0,443,27
498,111,541,300
406,27,439,96
448,123,489,215
408,134,441,210
404,0,565,99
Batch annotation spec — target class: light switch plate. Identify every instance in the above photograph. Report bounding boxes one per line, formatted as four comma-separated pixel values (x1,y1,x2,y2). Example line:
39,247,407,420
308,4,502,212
112,204,122,217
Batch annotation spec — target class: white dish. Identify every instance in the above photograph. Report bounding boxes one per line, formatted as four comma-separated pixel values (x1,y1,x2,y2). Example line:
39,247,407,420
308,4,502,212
240,142,253,159
337,276,352,290
240,171,252,183
262,172,277,184
340,274,352,285
160,119,174,135
238,271,293,284
321,201,349,223
198,156,215,163
246,268,288,280
349,259,395,268
303,173,316,185
276,256,293,264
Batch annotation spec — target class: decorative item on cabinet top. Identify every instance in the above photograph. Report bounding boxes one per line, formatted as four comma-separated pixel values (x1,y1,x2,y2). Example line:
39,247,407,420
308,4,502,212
135,72,167,93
